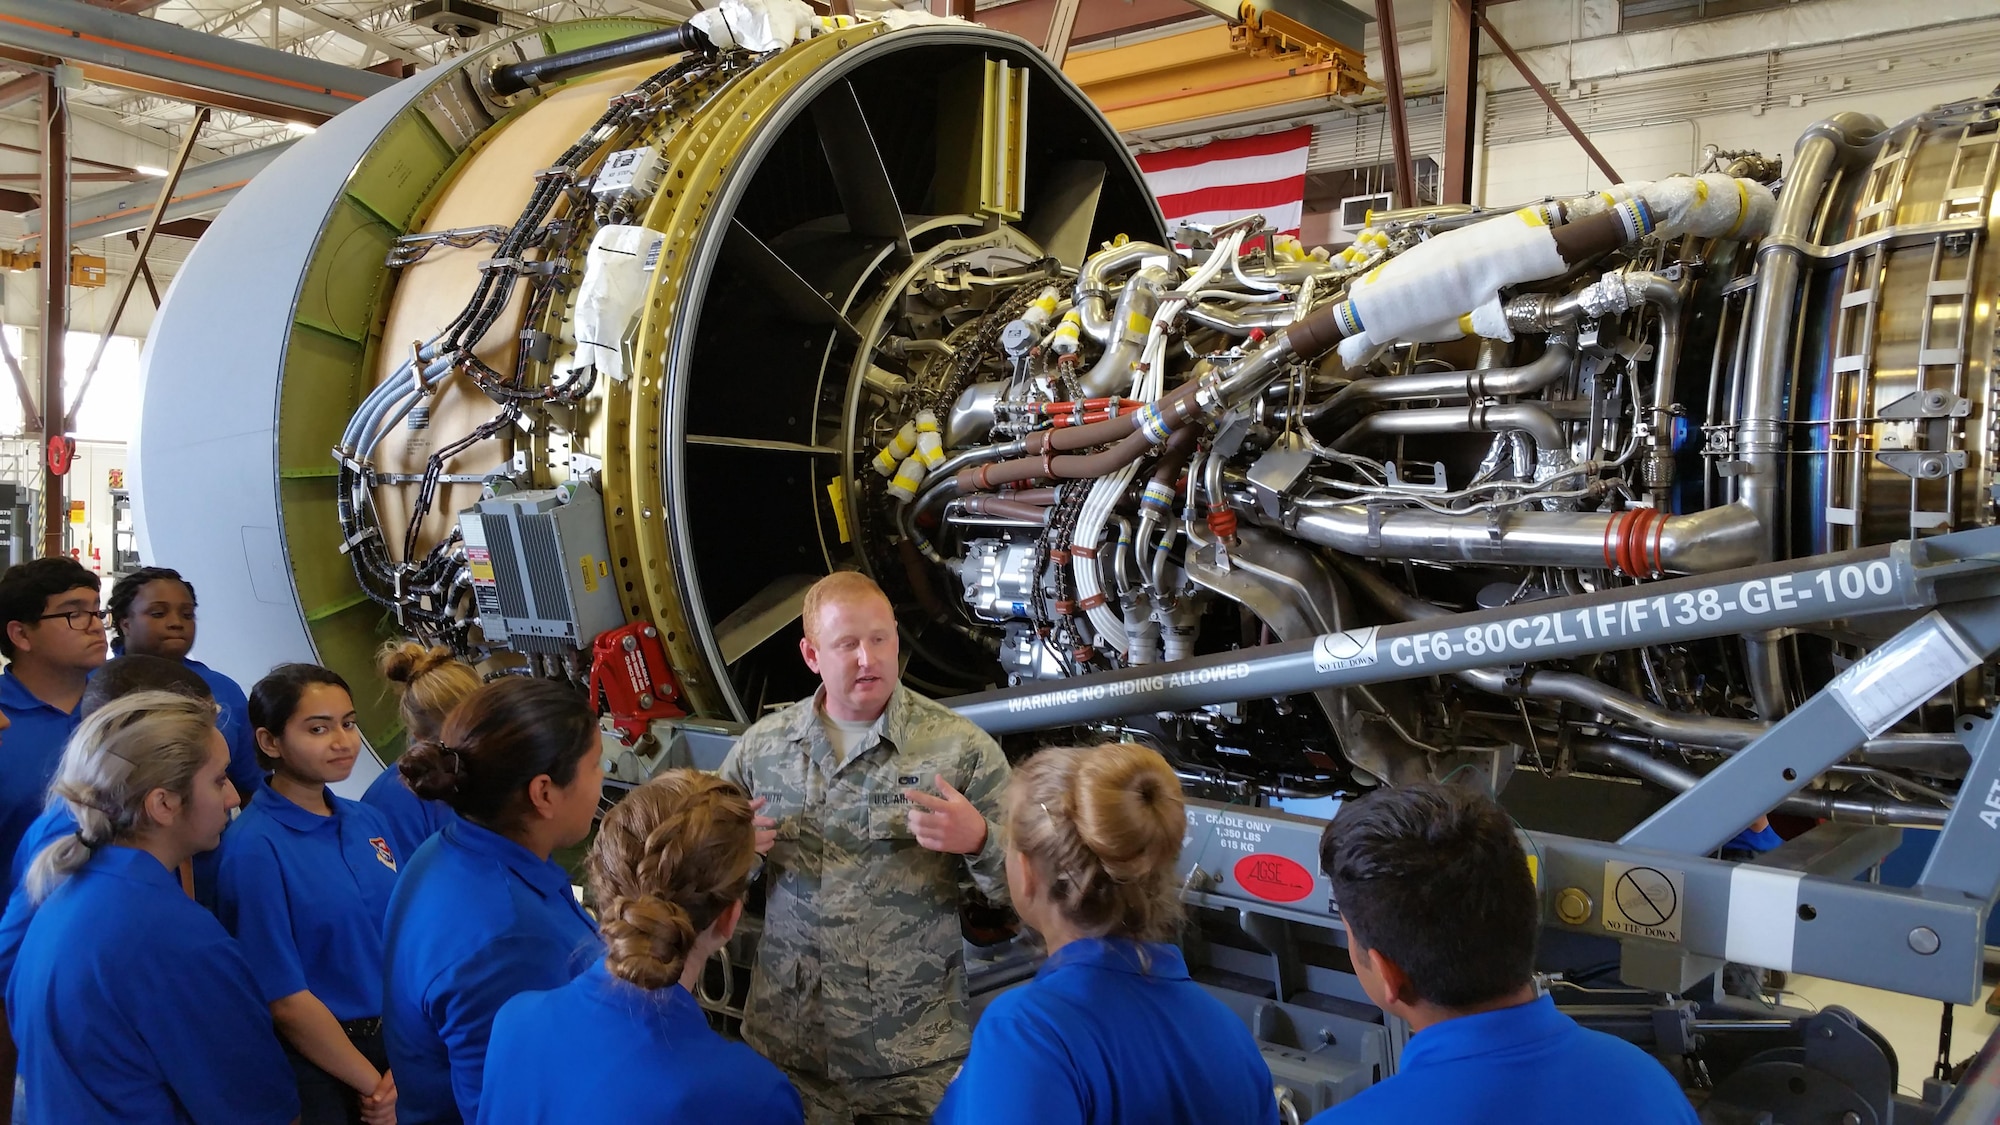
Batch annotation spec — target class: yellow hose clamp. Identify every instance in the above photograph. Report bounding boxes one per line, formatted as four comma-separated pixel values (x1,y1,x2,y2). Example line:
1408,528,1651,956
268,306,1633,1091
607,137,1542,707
873,421,918,477
886,455,929,502
916,430,945,469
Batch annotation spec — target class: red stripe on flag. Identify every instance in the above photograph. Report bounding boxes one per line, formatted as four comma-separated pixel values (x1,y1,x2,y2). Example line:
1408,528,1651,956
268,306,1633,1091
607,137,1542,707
1136,125,1314,175
1155,176,1309,222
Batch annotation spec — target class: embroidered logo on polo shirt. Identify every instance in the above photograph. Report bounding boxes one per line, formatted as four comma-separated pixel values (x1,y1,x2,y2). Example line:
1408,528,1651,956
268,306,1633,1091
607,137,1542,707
369,837,397,872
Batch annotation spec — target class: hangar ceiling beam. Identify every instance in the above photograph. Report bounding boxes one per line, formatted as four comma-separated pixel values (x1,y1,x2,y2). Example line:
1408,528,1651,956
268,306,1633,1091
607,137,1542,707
69,106,206,432
0,0,396,123
20,140,294,245
269,0,422,66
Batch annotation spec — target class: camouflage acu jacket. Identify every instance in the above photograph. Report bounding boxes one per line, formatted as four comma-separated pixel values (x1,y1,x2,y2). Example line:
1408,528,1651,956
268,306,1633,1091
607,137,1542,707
716,685,1011,1080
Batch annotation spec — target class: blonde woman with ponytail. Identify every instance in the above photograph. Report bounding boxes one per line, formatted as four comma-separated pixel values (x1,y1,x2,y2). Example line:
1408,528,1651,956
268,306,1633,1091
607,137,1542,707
364,641,479,857
475,770,802,1125
935,744,1279,1125
6,691,299,1125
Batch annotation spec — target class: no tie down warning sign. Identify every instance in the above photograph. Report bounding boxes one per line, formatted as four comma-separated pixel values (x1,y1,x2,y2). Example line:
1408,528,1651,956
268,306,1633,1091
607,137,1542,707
1601,860,1685,943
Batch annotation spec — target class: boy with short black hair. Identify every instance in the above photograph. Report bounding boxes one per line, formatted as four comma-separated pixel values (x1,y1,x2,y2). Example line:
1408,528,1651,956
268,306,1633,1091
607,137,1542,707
1308,783,1698,1124
0,558,107,897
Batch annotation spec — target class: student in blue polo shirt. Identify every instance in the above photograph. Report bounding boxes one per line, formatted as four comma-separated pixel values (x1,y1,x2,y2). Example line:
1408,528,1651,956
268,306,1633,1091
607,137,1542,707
8,690,296,1125
108,566,262,798
0,655,210,1124
362,641,474,858
935,743,1278,1125
383,677,604,1125
478,769,800,1125
215,664,400,1125
0,557,108,894
1306,783,1699,1124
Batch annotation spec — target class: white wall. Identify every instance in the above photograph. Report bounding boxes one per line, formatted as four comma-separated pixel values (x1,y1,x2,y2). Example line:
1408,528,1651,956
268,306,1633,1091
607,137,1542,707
1474,0,2000,202
0,435,126,571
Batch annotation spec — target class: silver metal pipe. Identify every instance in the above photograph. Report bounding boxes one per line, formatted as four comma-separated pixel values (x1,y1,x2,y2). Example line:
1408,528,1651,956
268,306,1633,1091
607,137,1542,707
1318,339,1575,421
1570,737,1946,829
1076,241,1173,344
1332,401,1567,454
1182,301,1298,336
1738,111,1882,717
1079,265,1169,397
1276,501,1764,574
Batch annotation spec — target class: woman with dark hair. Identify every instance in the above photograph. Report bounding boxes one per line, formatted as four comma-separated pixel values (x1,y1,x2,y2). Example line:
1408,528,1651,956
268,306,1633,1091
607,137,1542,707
214,664,399,1125
382,677,604,1125
107,566,261,796
476,770,800,1125
934,743,1278,1125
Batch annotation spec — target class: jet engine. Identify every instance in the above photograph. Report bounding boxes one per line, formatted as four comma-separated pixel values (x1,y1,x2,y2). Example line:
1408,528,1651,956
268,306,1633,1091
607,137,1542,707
135,11,2000,822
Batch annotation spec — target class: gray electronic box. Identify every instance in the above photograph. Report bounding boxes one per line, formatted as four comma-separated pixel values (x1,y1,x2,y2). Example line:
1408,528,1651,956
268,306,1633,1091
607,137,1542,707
458,478,623,653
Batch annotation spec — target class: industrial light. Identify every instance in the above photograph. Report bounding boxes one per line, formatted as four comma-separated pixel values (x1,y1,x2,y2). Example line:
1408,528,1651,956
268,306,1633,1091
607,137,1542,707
134,165,169,176
285,121,317,135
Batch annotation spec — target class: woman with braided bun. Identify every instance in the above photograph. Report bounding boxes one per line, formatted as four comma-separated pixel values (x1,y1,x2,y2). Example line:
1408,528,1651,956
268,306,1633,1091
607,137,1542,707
381,677,603,1125
935,743,1279,1125
6,691,299,1125
363,641,476,858
475,770,802,1125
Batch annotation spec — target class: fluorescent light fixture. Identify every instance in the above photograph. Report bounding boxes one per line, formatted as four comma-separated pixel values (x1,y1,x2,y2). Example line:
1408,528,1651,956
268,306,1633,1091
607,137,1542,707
135,165,169,177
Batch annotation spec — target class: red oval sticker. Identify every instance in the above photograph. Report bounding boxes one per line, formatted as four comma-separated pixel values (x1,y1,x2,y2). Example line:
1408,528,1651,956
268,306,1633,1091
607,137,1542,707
1232,853,1316,903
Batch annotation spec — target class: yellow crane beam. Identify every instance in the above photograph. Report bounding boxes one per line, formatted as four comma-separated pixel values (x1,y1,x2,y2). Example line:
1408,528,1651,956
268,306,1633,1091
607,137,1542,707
1063,20,1367,134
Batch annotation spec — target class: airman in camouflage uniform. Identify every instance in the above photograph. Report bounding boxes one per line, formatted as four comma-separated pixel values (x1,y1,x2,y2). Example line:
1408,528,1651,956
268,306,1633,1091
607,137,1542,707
718,573,1011,1125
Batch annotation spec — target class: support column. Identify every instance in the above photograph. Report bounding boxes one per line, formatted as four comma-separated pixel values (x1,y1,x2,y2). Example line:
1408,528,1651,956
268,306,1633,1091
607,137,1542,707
1373,0,1417,209
39,73,66,559
1440,0,1476,205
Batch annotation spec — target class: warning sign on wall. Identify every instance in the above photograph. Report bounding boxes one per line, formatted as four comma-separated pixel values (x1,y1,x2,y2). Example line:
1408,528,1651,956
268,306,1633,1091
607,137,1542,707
1601,860,1684,943
68,501,84,526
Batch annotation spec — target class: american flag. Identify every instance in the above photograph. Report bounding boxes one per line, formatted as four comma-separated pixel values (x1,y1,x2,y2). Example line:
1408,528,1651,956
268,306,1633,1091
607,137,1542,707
1135,125,1314,238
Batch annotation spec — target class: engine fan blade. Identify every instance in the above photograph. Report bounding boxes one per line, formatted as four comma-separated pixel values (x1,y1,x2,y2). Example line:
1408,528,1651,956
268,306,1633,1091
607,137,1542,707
722,218,862,340
1024,159,1107,270
812,80,914,260
714,573,820,665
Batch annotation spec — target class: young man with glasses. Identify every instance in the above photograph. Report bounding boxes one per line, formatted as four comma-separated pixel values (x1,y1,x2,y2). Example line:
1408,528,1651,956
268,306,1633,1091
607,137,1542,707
0,558,107,899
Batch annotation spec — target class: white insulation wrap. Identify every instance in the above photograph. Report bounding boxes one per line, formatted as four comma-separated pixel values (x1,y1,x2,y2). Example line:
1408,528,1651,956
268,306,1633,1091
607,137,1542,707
1336,175,1775,365
1337,210,1564,366
569,224,664,383
1571,174,1778,241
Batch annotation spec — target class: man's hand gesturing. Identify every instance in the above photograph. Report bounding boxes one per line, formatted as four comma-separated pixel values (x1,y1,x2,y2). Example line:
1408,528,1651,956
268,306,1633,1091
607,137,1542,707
749,795,778,856
905,775,988,855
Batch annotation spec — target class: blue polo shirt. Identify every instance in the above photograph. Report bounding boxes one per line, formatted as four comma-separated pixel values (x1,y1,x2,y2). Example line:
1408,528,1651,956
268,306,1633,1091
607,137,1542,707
362,763,459,860
6,845,297,1124
213,786,400,1020
186,658,262,797
477,961,802,1125
383,818,601,1125
0,802,75,989
0,670,80,900
1305,994,1698,1124
935,938,1278,1125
